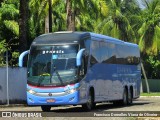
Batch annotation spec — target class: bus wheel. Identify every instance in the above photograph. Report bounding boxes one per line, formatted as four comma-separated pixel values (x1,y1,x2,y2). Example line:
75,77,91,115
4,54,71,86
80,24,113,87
121,88,128,106
82,91,94,111
41,106,51,112
127,90,133,105
113,100,121,106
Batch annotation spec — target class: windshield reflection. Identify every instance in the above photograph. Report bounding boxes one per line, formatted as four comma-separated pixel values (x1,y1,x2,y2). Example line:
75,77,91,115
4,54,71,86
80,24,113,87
27,44,79,86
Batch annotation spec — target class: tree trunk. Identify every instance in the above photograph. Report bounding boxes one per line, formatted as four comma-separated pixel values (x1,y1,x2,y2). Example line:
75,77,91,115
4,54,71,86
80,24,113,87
66,0,75,31
71,11,75,31
49,0,52,32
19,0,28,53
45,14,49,33
141,62,150,93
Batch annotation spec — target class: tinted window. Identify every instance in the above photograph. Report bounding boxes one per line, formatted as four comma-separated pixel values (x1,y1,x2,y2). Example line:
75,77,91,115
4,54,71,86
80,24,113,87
90,41,101,66
116,44,140,65
100,41,116,64
27,44,79,86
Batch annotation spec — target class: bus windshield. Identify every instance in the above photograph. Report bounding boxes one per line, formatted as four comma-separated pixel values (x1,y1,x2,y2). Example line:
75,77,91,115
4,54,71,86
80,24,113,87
27,44,79,86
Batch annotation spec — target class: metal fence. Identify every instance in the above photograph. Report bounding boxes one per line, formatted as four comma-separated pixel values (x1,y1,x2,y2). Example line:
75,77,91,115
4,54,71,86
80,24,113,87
141,79,160,92
0,67,27,104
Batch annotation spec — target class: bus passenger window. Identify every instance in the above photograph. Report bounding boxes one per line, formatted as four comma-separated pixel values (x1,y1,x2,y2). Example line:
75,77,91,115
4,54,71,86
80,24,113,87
90,41,101,66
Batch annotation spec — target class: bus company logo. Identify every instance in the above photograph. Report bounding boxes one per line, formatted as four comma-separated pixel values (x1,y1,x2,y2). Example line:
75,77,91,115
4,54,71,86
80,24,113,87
42,50,64,54
48,93,53,96
2,112,11,117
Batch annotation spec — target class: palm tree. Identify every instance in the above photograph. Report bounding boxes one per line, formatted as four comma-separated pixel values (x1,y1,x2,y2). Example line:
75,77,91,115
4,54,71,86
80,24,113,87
19,0,28,52
29,0,50,34
95,0,137,42
0,2,19,38
0,1,20,66
138,0,160,55
29,0,64,34
52,2,66,31
66,0,73,31
28,0,109,33
66,0,109,31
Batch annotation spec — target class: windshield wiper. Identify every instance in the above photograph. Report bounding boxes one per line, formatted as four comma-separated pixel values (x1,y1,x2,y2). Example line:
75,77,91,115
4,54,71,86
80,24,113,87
53,65,64,86
37,73,50,86
38,75,45,86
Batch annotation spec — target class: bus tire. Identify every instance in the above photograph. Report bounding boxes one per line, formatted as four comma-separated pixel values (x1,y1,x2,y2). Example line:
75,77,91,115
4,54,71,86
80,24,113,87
127,89,133,105
121,88,128,106
41,106,51,112
82,91,94,111
113,100,121,106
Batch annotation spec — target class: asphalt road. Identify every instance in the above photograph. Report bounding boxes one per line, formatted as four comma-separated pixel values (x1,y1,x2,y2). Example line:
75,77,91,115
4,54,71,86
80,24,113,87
0,97,160,120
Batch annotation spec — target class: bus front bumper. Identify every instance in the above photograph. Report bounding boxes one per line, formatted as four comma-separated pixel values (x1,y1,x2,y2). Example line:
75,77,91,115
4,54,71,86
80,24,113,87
27,91,80,106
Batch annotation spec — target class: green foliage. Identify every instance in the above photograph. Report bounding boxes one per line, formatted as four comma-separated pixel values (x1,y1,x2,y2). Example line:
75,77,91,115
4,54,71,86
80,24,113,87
10,51,20,66
143,55,160,79
141,92,160,96
0,40,7,66
0,0,160,78
4,20,19,36
28,0,66,36
0,1,19,66
138,0,160,55
0,3,19,20
95,0,136,42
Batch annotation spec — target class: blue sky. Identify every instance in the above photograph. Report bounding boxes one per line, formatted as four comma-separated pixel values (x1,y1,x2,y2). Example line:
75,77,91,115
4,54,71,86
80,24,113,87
137,0,145,9
137,0,152,9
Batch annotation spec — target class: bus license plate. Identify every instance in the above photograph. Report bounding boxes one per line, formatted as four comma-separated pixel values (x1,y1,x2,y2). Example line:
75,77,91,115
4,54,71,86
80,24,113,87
46,99,55,103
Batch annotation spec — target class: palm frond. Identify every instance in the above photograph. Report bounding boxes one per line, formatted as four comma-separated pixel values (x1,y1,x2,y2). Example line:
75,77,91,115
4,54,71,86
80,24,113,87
0,3,19,20
99,0,109,17
151,26,160,55
4,20,19,36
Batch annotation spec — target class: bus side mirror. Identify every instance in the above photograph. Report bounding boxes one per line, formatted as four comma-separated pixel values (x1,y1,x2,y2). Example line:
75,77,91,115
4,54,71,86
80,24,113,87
19,50,29,67
76,48,85,66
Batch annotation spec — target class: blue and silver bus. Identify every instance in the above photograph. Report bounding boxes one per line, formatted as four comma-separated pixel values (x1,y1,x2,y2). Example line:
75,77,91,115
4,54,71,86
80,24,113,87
19,32,141,111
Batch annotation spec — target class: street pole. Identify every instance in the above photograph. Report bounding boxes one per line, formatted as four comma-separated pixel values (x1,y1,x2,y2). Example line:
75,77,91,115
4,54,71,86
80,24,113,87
6,50,9,106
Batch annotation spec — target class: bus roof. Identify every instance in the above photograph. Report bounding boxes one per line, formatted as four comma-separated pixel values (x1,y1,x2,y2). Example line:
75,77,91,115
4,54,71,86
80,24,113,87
90,32,138,47
32,31,138,48
32,32,90,45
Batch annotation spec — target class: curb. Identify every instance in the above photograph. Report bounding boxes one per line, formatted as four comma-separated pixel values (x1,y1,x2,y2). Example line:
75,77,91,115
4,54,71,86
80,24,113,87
0,104,27,108
140,96,160,98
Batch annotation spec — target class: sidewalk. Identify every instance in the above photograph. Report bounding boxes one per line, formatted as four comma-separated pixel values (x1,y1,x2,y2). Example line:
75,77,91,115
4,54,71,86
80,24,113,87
140,96,160,98
0,104,27,108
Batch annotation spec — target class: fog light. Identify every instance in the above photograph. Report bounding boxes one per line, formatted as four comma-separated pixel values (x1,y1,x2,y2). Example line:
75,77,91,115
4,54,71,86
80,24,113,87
29,98,34,103
69,97,75,101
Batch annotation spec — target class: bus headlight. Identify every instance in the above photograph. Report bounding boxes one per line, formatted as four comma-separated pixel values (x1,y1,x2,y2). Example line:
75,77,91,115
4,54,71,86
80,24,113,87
27,89,37,95
65,86,80,94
